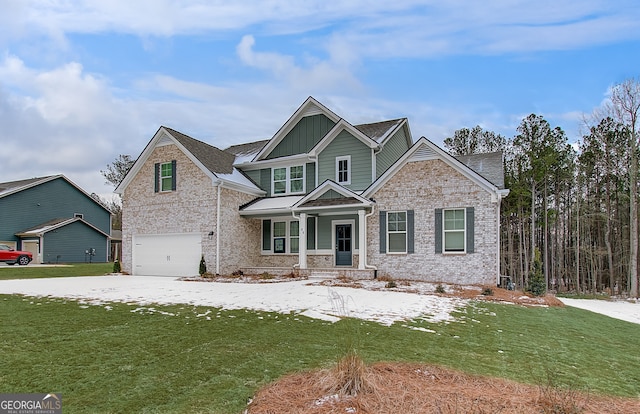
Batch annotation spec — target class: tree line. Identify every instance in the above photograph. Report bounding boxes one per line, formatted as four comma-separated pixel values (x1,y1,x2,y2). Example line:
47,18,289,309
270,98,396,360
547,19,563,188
445,78,640,297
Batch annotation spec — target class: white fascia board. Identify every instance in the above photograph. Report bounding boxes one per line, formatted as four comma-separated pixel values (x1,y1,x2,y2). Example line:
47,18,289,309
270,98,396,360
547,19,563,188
363,137,501,198
218,177,266,196
308,120,378,157
116,127,219,194
253,97,341,162
234,153,310,170
292,180,372,210
116,127,170,194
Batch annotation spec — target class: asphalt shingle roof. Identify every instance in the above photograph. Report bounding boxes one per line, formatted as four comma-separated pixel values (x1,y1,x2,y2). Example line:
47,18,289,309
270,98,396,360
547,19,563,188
164,127,236,175
455,151,505,189
355,119,405,143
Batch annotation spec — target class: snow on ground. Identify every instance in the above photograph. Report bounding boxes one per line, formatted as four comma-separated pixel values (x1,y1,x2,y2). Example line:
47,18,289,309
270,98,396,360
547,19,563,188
0,276,468,326
2,275,638,326
557,297,640,325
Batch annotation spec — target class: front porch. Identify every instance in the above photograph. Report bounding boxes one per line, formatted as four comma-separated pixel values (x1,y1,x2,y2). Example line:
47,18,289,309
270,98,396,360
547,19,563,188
240,266,376,280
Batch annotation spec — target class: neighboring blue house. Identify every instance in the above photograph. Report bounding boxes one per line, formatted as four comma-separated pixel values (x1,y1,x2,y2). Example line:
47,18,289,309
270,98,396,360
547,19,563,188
0,175,112,263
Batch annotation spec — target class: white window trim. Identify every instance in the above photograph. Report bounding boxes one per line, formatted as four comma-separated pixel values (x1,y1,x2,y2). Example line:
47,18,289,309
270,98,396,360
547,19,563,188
443,208,466,254
160,161,173,192
335,155,351,185
269,218,301,255
386,211,407,254
271,165,305,195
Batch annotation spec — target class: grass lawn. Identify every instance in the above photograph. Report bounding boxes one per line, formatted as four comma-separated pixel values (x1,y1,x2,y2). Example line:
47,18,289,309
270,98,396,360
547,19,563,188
0,294,639,413
0,263,113,279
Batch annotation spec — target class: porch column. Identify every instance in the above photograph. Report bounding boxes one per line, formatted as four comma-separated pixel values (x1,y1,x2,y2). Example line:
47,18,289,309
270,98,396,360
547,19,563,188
358,209,366,270
299,212,307,270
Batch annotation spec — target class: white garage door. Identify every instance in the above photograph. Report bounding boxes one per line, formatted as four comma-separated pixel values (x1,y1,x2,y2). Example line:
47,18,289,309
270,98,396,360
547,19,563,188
133,233,202,276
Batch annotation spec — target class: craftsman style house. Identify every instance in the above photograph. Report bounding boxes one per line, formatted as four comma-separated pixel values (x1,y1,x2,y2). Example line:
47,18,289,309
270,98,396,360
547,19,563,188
116,97,508,284
0,175,112,263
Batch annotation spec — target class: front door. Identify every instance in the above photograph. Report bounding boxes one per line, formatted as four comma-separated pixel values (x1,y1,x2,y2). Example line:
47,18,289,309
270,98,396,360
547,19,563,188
335,224,352,266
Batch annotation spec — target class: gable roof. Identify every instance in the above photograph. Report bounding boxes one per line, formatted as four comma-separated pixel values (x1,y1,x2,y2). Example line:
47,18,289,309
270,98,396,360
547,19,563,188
115,126,264,196
363,137,509,201
15,217,111,238
308,119,379,157
0,175,111,213
253,97,342,161
292,180,372,211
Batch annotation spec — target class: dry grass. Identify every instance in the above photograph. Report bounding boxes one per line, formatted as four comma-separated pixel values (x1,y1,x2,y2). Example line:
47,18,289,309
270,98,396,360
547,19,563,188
246,361,640,414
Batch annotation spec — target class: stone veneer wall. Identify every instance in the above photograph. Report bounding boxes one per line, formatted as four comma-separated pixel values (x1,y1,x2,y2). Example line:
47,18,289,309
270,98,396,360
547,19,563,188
368,159,500,285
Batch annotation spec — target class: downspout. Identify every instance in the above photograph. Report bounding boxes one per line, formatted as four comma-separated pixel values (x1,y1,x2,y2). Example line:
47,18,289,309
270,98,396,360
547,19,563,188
291,210,301,269
216,182,221,275
364,205,377,271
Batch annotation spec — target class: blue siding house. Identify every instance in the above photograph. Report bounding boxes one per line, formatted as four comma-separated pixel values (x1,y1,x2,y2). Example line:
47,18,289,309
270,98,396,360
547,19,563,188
0,175,112,263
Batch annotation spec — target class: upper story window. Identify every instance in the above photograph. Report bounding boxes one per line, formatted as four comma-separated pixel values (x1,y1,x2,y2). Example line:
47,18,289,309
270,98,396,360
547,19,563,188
272,165,305,195
336,156,351,185
443,208,465,252
155,160,176,193
160,162,173,191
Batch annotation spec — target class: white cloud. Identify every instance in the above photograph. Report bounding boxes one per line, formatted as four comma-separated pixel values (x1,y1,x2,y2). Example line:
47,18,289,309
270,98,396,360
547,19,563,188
236,35,362,93
5,1,638,58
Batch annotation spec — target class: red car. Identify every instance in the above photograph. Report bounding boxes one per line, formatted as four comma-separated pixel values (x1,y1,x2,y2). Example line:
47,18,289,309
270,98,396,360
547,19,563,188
0,244,33,266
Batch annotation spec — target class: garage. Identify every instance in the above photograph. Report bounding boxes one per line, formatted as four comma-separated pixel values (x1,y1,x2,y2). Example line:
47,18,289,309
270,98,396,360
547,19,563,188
132,233,202,276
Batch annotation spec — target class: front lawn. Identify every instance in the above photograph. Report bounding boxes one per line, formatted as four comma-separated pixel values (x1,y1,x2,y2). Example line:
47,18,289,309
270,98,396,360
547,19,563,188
0,263,113,279
0,295,638,413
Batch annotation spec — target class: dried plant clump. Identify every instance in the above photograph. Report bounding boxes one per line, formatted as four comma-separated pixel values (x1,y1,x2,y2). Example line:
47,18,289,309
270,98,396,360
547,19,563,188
245,362,640,414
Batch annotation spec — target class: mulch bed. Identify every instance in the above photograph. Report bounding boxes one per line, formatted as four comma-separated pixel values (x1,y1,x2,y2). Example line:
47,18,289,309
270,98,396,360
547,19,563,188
245,362,639,414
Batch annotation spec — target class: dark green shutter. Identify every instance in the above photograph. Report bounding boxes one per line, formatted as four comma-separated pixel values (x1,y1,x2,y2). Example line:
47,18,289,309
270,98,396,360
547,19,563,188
260,169,271,196
154,163,160,193
407,210,414,254
307,216,316,249
435,208,443,254
306,162,315,193
262,219,271,251
171,160,177,191
466,207,474,253
379,210,387,253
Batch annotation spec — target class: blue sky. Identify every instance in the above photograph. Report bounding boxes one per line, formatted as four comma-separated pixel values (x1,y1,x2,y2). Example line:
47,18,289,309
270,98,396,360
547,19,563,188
1,1,639,199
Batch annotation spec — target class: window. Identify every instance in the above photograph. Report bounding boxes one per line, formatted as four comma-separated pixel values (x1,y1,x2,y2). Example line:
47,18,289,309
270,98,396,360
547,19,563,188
290,166,304,193
336,156,351,185
273,221,286,253
444,209,465,252
273,168,287,194
290,221,299,253
155,160,176,192
160,162,173,191
387,211,407,253
272,165,305,195
269,219,301,254
74,213,84,219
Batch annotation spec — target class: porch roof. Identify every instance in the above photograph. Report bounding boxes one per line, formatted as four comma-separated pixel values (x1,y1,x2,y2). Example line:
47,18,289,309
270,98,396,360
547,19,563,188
239,195,304,216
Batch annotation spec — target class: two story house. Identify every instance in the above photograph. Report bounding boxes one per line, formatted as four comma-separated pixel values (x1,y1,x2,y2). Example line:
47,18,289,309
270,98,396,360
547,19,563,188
0,175,112,263
116,97,508,284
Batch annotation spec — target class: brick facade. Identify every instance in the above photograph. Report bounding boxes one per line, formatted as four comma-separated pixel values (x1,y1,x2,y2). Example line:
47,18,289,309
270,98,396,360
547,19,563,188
122,142,502,285
367,159,500,285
